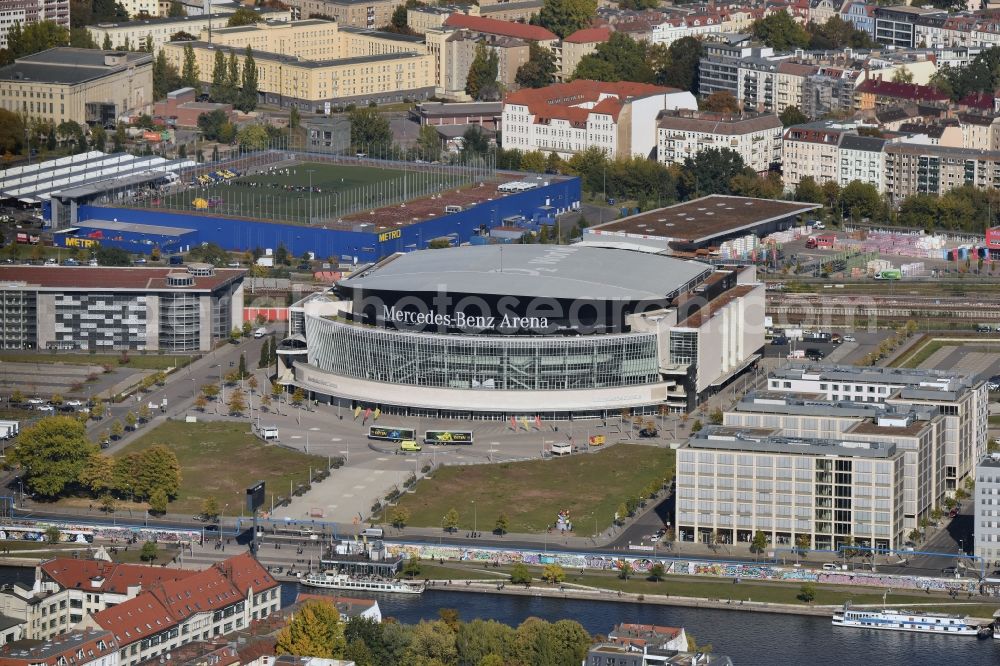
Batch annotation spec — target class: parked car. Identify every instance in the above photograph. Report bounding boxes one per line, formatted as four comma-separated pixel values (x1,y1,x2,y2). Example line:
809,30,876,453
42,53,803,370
843,334,856,343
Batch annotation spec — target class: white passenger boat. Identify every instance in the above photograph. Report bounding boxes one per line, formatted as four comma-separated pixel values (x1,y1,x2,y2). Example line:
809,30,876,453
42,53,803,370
301,571,424,594
833,603,978,636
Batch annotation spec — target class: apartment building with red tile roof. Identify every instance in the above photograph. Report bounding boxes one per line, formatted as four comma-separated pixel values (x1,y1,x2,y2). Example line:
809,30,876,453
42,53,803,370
560,27,611,80
855,79,950,110
77,555,279,666
40,560,194,597
0,629,117,666
443,13,557,43
502,79,697,158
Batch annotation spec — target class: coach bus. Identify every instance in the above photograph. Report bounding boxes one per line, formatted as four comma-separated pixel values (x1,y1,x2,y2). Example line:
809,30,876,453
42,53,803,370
368,426,415,442
423,430,474,445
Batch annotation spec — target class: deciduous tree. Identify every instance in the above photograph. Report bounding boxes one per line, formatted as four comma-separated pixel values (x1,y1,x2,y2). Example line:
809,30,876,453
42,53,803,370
226,7,262,26
515,42,557,89
701,90,739,114
465,43,500,101
780,105,808,127
239,46,258,112
10,417,99,497
140,541,159,560
201,497,220,521
751,11,810,50
494,512,510,535
148,487,168,513
509,562,531,584
237,124,268,151
210,49,227,102
538,0,596,38
181,43,199,89
573,32,652,83
79,453,114,494
541,563,565,583
135,444,181,500
416,124,441,162
649,36,704,93
348,108,391,152
443,508,459,532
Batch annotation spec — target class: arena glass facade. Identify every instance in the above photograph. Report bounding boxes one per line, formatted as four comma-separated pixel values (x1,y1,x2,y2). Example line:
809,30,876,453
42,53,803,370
305,316,660,392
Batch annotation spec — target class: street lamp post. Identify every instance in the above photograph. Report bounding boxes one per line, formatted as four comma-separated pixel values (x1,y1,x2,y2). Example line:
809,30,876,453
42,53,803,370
307,169,315,224
473,500,477,538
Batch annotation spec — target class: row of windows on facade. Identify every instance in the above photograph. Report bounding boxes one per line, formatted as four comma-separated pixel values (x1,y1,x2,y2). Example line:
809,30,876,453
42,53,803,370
678,470,896,485
681,452,892,472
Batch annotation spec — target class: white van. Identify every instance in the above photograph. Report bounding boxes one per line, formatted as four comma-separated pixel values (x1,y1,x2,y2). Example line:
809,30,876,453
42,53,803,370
260,426,279,441
254,327,267,339
361,527,384,539
551,442,572,456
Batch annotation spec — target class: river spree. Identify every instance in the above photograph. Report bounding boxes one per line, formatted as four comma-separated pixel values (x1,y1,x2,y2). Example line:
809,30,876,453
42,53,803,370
3,566,997,666
373,589,1000,666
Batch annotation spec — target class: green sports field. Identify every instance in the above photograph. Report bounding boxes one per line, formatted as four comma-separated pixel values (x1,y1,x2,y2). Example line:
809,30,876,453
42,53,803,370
148,162,425,224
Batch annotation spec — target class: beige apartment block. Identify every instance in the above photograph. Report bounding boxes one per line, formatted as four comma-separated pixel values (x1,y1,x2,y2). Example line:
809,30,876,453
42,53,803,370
283,0,401,29
163,38,433,108
86,10,292,54
203,18,426,60
656,110,783,174
0,49,152,126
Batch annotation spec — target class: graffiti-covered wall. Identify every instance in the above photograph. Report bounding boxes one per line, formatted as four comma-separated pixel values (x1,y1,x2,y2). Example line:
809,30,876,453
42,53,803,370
384,542,980,594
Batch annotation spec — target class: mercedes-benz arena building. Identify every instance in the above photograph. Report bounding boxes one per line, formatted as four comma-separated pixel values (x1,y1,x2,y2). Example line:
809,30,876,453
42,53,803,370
285,244,765,419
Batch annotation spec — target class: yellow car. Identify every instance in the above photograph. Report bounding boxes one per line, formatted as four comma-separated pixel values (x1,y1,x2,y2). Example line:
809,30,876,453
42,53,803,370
400,440,422,452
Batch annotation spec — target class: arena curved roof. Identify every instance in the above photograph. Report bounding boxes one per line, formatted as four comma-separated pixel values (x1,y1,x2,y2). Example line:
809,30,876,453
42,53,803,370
341,245,712,301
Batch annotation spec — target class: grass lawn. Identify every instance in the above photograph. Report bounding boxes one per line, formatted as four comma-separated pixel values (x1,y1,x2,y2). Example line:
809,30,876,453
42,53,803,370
891,338,950,369
417,561,994,615
394,445,674,534
149,161,455,224
407,563,507,580
109,421,329,515
3,543,176,564
892,337,1000,369
0,352,195,370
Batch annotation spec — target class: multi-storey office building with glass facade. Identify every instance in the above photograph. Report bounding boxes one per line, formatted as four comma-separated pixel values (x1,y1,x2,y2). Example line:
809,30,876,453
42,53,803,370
0,265,245,352
766,364,988,493
285,245,765,418
677,426,906,552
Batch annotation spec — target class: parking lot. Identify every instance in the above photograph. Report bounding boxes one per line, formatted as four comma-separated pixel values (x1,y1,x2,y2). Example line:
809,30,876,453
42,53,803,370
763,329,894,366
908,340,1000,383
